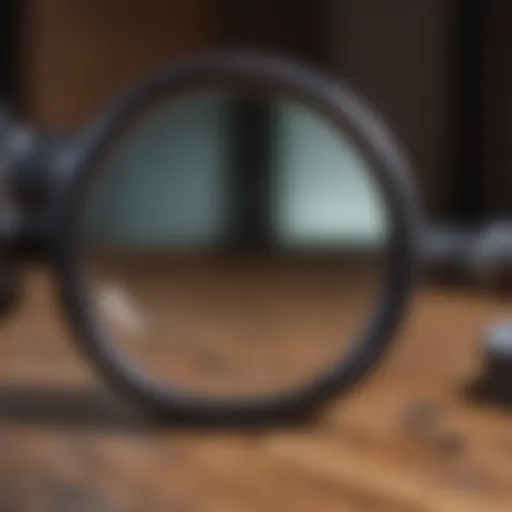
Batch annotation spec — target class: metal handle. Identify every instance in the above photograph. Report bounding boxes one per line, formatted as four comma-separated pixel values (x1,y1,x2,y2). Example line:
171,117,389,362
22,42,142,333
423,222,512,287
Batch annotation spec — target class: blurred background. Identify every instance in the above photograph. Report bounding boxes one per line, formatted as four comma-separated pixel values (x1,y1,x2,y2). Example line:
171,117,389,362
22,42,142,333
0,1,511,511
0,0,508,226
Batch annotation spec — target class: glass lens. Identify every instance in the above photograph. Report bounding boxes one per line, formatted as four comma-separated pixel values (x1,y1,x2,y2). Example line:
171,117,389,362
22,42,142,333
82,87,391,398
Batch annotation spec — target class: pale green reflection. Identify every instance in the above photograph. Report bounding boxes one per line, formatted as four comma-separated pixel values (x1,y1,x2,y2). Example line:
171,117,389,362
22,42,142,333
272,101,388,248
87,93,231,248
86,94,388,250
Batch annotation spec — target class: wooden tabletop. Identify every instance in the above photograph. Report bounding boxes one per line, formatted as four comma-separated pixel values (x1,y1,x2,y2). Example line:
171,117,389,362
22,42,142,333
0,261,511,511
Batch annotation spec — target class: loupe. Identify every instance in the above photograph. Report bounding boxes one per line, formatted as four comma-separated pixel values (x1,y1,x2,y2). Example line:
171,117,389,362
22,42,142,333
0,52,423,424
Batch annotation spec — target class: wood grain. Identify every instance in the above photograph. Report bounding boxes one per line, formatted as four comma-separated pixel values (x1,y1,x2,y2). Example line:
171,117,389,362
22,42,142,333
0,259,510,510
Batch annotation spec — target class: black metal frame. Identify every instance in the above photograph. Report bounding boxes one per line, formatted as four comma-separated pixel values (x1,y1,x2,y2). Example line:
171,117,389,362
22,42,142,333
50,51,421,423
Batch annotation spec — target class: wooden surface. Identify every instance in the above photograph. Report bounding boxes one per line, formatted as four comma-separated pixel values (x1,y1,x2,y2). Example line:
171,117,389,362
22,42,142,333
0,262,512,511
23,0,217,129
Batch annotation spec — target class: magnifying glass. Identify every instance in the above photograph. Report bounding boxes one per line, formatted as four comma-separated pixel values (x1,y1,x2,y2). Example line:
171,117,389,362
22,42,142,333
1,51,423,424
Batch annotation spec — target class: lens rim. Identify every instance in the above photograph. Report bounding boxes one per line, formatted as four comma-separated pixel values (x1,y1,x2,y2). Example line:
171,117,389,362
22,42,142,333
50,51,425,424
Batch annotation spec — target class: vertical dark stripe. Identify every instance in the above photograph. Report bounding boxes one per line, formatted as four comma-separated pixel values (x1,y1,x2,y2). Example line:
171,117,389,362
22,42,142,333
450,0,487,223
226,97,274,247
0,0,23,112
218,0,330,248
480,0,512,215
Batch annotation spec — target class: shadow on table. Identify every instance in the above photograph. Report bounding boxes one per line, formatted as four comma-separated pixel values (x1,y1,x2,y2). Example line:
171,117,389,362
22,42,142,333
0,384,318,434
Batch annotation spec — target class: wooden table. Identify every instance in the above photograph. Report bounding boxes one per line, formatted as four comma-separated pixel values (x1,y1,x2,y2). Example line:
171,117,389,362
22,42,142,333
0,260,511,511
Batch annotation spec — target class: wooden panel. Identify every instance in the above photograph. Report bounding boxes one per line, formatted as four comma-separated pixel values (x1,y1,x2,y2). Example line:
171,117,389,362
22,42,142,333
23,0,217,129
220,0,328,63
481,0,512,215
329,0,454,219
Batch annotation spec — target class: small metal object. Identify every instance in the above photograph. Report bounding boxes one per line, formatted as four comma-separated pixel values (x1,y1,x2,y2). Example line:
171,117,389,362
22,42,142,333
482,319,512,383
463,318,512,407
484,320,512,357
467,221,512,289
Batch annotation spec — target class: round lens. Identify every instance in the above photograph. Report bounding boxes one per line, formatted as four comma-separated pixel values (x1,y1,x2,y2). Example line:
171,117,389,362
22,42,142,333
80,85,392,400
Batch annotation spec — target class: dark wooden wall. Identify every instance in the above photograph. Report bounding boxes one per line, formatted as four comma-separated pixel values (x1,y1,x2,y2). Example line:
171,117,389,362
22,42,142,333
2,0,509,223
480,0,512,216
330,0,455,220
22,0,218,129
